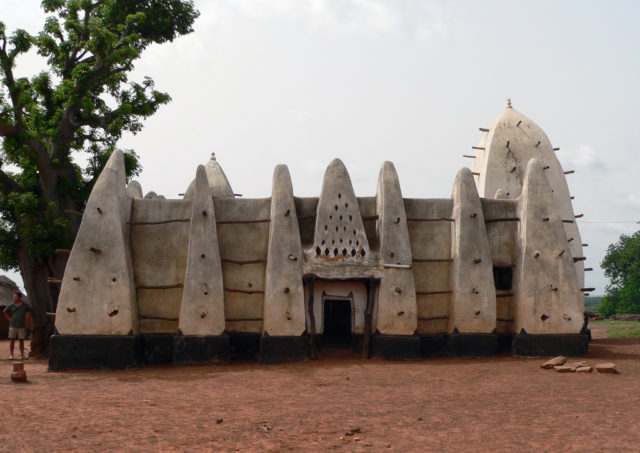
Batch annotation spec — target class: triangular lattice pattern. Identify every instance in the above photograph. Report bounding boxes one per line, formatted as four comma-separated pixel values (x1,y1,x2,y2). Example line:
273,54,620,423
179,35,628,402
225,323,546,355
313,159,369,262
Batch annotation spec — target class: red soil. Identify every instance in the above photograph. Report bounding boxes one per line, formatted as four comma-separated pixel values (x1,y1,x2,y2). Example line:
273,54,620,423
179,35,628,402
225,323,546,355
1,338,638,452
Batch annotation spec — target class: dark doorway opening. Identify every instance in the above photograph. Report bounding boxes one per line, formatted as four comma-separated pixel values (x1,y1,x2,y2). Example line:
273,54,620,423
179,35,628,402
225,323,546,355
323,299,352,348
493,266,513,291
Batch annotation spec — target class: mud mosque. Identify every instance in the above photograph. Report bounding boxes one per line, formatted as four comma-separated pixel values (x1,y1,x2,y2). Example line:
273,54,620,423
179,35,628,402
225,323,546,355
49,101,592,369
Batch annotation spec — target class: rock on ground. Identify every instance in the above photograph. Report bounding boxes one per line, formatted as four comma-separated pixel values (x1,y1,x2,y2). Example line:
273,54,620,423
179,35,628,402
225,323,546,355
541,356,567,369
595,363,618,374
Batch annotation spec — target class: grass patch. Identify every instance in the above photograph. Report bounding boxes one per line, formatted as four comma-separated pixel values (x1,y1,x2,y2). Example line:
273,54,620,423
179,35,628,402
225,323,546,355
588,320,640,338
607,324,640,338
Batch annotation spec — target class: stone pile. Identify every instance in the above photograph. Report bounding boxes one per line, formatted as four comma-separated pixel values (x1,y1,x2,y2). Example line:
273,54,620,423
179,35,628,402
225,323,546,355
609,314,640,321
541,356,618,374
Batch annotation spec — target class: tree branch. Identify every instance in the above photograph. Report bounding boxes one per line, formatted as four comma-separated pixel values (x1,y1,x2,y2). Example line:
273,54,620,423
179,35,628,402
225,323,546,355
79,113,108,130
114,22,132,49
0,166,20,193
77,55,95,65
0,48,23,125
0,118,18,137
74,48,89,62
79,133,110,143
66,4,93,77
1,45,55,177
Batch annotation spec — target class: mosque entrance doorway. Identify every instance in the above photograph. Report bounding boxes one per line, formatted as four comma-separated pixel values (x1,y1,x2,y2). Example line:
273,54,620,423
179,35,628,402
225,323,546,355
303,276,379,359
323,299,352,348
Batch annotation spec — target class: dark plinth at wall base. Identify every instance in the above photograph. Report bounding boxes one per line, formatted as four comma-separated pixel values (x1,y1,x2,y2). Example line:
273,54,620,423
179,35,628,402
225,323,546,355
259,334,309,364
351,334,364,353
370,335,421,360
228,332,261,361
497,333,514,353
49,334,141,371
419,334,448,357
513,333,589,356
447,333,498,357
141,333,175,365
173,335,230,365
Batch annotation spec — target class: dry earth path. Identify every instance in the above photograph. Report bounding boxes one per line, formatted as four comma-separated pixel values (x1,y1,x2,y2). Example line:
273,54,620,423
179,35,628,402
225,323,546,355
0,338,638,452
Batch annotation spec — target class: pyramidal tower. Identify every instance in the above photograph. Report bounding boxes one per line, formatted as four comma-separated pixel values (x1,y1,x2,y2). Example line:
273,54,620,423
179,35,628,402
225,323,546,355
469,100,585,288
184,153,235,199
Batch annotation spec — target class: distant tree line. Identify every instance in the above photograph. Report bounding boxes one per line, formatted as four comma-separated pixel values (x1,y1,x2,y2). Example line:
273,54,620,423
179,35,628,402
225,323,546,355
599,231,640,317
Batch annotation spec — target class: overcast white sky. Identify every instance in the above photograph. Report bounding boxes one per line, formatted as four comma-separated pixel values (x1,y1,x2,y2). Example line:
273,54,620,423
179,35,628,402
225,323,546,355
3,0,640,295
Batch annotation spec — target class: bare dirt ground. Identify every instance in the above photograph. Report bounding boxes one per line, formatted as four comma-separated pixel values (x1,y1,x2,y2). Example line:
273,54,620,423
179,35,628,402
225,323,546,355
590,322,610,339
1,338,639,452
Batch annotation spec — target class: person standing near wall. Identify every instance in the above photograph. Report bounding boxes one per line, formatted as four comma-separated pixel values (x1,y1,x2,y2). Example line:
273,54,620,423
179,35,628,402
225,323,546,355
3,292,32,360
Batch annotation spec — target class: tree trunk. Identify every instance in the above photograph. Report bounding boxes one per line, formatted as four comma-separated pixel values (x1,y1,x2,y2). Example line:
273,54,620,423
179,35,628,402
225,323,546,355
12,161,82,358
17,248,66,358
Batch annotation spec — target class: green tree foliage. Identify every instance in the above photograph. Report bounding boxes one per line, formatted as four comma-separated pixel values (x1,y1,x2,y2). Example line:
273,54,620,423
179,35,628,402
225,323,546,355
600,231,640,317
0,0,198,355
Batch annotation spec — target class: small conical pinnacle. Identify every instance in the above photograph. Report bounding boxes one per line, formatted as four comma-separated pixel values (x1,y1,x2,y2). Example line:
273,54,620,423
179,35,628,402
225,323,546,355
210,152,216,161
506,98,512,108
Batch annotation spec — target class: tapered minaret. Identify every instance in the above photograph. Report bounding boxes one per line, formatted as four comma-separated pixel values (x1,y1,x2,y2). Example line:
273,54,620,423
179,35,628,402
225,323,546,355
469,100,585,288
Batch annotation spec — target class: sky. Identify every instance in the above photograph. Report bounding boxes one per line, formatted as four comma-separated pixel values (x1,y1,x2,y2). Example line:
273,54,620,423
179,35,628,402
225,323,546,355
2,0,640,295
